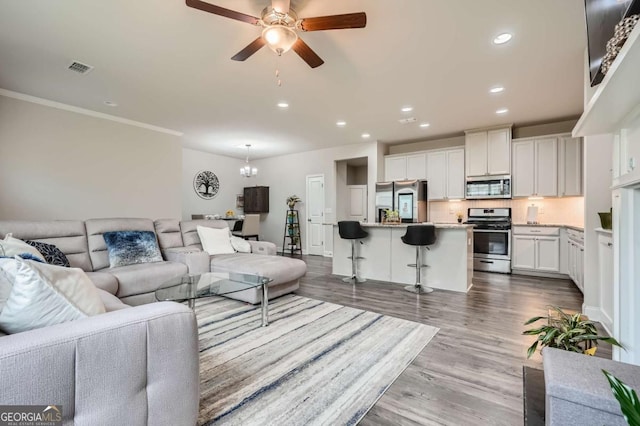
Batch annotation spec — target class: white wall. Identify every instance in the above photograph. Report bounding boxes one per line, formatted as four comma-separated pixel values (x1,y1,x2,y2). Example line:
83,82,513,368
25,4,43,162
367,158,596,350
582,135,614,328
250,142,380,252
0,95,182,220
182,148,247,220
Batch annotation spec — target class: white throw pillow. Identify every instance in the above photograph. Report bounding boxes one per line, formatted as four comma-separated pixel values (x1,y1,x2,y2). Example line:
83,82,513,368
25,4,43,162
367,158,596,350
197,226,235,256
0,257,106,334
230,236,252,253
0,259,15,313
0,234,45,262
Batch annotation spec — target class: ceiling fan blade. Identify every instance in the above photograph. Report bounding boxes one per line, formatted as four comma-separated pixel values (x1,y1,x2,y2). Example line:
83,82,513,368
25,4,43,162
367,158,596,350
185,0,260,25
299,12,366,32
271,0,290,14
292,39,324,68
231,37,266,61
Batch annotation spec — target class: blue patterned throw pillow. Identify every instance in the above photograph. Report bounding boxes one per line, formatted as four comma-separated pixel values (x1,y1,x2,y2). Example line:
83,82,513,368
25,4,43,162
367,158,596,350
25,240,70,267
102,231,163,268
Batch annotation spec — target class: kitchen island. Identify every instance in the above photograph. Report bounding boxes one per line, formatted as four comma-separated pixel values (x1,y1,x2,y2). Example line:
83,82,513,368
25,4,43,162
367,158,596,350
332,223,474,293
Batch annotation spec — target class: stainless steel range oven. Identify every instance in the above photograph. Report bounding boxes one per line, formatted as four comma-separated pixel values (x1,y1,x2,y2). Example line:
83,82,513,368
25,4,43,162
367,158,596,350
465,208,512,274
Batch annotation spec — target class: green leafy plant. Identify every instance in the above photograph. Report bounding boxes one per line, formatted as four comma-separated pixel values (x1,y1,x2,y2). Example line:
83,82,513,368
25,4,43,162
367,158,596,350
286,195,301,209
603,370,640,426
523,306,622,358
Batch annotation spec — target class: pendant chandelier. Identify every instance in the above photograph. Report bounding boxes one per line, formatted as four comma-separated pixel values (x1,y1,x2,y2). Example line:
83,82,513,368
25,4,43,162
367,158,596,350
240,144,258,178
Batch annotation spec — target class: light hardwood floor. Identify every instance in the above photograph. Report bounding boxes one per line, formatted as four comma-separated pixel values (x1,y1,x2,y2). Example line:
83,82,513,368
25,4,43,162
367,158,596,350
293,255,601,426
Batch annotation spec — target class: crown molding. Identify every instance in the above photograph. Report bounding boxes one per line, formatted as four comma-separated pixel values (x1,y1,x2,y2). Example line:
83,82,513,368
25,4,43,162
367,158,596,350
0,88,183,137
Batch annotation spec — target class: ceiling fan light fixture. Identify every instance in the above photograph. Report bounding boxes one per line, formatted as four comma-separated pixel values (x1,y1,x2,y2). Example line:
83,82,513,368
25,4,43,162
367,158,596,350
262,25,298,55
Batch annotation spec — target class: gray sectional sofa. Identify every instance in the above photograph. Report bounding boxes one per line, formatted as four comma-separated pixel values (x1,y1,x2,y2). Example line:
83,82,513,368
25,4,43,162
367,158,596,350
0,217,307,424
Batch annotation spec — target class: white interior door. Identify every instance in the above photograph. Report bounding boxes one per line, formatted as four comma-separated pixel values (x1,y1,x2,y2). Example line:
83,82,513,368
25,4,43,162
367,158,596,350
347,185,367,221
306,175,325,256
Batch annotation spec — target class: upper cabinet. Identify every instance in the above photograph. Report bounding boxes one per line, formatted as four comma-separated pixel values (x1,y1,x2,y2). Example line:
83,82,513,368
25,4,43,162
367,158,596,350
558,136,583,197
426,148,465,200
465,126,512,177
512,137,558,197
384,153,426,181
512,133,582,199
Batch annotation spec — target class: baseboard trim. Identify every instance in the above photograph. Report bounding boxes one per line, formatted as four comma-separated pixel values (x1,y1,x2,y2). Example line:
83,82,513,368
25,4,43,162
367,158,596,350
583,304,614,336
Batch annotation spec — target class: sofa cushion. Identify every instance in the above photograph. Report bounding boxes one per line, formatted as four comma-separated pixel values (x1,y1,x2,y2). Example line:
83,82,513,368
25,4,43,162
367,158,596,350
103,231,163,268
0,258,105,334
197,226,235,255
25,240,70,267
0,235,45,262
210,253,306,286
108,261,187,298
154,219,184,250
85,271,119,295
0,220,92,271
85,218,157,271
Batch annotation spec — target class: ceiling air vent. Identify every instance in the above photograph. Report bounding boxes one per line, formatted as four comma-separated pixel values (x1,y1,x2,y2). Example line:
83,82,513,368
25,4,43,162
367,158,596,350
67,61,94,75
398,117,417,125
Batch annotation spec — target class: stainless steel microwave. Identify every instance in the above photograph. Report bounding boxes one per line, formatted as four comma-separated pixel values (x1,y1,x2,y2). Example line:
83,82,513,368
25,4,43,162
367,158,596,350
466,175,511,199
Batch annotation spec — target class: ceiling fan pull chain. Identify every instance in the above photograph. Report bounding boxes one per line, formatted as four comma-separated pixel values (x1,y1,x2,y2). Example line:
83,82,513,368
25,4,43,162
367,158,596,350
275,57,282,87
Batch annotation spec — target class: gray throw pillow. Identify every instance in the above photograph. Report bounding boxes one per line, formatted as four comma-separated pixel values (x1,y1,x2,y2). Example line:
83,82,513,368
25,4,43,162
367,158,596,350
102,231,163,268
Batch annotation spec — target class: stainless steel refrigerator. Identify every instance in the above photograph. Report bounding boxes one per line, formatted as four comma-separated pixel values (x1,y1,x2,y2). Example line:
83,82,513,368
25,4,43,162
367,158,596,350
375,180,428,223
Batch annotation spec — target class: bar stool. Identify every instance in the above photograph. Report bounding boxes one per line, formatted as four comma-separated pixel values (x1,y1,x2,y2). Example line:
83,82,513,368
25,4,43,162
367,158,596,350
338,221,369,283
401,225,437,293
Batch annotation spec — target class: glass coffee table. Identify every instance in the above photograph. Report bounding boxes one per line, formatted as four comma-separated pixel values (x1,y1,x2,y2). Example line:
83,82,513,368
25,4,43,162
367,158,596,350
155,271,272,326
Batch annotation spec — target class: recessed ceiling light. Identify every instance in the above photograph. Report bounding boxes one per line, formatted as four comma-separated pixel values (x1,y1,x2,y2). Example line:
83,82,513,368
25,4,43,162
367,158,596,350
489,86,505,94
361,133,371,139
277,102,289,108
103,101,118,107
419,123,430,128
401,106,413,113
493,33,512,45
336,121,347,127
496,108,509,114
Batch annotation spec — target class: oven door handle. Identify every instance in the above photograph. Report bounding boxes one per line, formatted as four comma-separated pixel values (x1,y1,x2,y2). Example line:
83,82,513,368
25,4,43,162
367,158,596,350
472,229,510,233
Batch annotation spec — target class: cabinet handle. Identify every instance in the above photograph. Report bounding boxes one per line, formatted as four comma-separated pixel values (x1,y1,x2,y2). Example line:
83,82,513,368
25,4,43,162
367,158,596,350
607,242,613,247
479,260,494,264
531,230,541,233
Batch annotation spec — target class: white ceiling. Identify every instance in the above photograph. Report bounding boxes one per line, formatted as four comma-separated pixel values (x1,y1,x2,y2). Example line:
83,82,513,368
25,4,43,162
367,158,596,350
0,0,586,159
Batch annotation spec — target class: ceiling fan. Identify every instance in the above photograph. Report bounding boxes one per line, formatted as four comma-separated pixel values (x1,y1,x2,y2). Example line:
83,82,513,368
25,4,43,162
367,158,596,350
185,0,367,68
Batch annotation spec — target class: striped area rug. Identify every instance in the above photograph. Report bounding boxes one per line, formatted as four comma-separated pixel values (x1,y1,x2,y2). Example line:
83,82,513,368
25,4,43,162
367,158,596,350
195,294,438,425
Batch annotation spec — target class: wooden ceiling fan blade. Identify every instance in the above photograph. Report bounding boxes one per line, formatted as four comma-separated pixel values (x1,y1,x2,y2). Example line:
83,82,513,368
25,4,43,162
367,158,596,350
292,39,324,68
299,12,366,31
271,0,290,14
231,37,266,61
185,0,260,25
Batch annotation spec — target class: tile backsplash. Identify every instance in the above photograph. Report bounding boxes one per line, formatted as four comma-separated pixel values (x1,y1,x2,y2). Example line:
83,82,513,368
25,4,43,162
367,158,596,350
429,197,584,227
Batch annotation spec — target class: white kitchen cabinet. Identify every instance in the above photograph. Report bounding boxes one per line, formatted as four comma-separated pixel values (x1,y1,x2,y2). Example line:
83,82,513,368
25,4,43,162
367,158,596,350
384,153,426,181
426,148,465,201
406,153,427,180
558,136,583,196
512,137,558,197
512,226,560,273
465,127,511,177
512,235,536,269
536,237,561,272
566,229,584,292
446,149,465,199
487,128,511,175
384,156,407,181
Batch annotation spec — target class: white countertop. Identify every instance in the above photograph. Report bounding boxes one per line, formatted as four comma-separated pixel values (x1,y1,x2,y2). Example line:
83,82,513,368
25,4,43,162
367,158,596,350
327,222,474,229
512,223,584,232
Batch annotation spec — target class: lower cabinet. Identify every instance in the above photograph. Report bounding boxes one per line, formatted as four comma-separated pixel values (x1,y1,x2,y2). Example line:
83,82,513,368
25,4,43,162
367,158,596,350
567,229,585,292
598,232,614,322
512,227,560,273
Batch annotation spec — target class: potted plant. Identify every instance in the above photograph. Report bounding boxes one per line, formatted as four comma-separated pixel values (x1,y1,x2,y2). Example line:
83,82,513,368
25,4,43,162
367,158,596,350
523,306,622,358
603,370,640,425
286,195,301,210
456,212,464,224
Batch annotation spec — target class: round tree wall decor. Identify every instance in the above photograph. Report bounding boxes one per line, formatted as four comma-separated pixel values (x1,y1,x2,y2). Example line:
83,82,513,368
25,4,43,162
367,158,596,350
193,170,220,199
